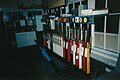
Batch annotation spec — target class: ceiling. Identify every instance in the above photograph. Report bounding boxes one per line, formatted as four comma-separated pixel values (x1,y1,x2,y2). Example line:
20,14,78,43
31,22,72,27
0,0,48,9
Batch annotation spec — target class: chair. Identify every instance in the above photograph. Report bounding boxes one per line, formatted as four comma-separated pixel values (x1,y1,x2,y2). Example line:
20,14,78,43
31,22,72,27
96,54,120,80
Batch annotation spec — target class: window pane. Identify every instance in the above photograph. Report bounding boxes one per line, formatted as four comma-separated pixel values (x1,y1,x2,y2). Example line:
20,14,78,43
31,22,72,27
95,0,105,9
81,0,87,5
106,16,119,34
69,4,73,14
95,16,104,32
75,2,80,16
108,0,120,13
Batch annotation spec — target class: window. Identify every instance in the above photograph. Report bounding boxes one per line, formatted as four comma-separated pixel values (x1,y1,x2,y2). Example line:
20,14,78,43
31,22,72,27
75,2,80,16
69,3,73,14
81,0,88,9
61,6,66,14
